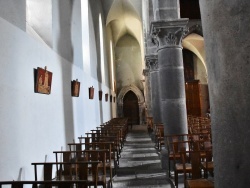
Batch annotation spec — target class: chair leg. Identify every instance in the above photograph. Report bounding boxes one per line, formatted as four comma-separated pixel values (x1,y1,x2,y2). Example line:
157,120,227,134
175,170,178,188
168,159,171,177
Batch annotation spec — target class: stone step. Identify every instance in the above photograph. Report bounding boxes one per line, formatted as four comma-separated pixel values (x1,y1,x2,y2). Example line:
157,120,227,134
112,125,174,188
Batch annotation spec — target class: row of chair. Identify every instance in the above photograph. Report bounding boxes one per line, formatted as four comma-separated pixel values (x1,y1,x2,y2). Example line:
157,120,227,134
147,115,214,188
0,117,128,188
166,134,213,188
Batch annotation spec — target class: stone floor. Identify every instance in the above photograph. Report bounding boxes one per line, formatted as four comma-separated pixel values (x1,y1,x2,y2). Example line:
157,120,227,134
112,124,181,188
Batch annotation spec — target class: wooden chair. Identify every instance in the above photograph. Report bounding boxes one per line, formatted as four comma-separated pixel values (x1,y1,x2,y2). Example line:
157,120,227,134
180,150,214,188
31,161,99,188
0,180,88,188
147,116,154,133
83,150,107,188
154,124,164,151
166,134,190,177
171,140,192,188
200,142,214,178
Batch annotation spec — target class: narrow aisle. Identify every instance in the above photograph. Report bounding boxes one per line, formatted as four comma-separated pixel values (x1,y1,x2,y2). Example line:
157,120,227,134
112,124,173,188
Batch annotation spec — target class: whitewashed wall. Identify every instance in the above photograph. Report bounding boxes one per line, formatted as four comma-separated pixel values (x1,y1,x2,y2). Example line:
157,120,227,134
0,0,114,182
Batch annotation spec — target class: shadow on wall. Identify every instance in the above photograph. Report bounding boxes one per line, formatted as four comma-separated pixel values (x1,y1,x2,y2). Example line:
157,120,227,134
57,0,74,145
89,0,111,123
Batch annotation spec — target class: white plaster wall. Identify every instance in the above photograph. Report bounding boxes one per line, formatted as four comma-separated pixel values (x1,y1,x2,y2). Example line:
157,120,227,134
193,54,208,84
115,34,144,93
0,1,113,181
52,0,73,62
0,0,26,31
26,0,52,47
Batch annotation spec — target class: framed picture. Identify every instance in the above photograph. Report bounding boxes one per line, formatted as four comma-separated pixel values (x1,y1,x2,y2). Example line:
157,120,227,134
99,90,103,101
71,79,80,97
89,86,94,99
105,93,108,101
35,66,52,95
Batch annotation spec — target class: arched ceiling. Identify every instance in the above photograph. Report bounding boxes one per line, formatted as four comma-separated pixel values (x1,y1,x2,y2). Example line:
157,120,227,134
105,0,143,47
182,33,207,73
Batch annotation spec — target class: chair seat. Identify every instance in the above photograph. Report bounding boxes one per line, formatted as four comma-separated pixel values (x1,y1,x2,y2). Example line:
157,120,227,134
175,163,192,171
186,179,214,188
201,161,214,170
169,152,180,159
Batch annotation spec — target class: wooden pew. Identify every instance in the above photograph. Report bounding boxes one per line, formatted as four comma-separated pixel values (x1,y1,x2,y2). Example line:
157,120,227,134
67,142,114,187
0,180,88,188
31,161,99,187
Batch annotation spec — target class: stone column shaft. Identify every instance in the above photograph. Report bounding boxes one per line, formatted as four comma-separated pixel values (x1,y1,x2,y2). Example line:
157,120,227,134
143,69,152,117
151,0,179,20
146,55,162,123
151,19,189,135
200,0,250,187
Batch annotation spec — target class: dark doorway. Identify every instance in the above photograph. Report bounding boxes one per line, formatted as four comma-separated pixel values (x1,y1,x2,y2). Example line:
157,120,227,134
180,0,201,19
123,91,139,125
185,80,201,116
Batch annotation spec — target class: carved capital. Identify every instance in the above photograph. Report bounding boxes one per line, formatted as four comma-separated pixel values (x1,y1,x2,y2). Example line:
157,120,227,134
143,69,150,77
145,54,158,71
150,19,189,48
151,28,161,47
183,24,203,38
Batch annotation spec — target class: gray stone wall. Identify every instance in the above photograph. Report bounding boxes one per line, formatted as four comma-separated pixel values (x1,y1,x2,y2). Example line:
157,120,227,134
200,0,250,187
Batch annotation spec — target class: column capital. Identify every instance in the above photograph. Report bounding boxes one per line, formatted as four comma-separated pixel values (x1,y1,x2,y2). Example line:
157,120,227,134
150,19,189,49
143,69,150,77
145,54,158,71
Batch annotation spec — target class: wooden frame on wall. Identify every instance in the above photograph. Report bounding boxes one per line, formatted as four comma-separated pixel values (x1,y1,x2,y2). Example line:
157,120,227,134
105,93,108,101
89,86,94,99
71,79,80,97
99,90,103,101
34,66,52,95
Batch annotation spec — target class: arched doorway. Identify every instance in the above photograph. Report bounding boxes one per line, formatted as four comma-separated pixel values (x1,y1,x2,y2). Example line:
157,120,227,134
123,91,140,125
117,84,145,125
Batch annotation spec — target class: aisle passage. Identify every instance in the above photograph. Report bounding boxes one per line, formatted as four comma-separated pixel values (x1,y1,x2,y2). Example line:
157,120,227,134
112,125,173,188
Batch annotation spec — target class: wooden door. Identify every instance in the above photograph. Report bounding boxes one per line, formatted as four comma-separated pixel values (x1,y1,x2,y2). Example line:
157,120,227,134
185,80,201,116
123,91,139,125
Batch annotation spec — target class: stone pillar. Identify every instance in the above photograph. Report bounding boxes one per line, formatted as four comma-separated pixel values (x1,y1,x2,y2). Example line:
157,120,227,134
199,1,250,187
143,69,153,117
151,0,180,20
150,19,189,135
146,54,162,123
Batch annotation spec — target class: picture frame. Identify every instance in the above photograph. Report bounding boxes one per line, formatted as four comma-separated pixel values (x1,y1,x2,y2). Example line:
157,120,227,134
71,79,80,97
35,66,52,95
89,86,94,99
99,90,103,101
105,93,108,101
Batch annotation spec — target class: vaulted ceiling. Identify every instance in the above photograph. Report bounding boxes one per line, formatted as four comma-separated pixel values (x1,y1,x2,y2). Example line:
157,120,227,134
102,0,143,46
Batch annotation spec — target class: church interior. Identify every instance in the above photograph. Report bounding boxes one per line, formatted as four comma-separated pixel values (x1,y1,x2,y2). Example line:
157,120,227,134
0,0,250,187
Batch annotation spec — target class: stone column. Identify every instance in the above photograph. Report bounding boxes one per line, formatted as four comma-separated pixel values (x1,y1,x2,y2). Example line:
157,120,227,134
143,69,153,117
199,1,250,187
151,0,180,20
150,19,189,135
146,54,162,124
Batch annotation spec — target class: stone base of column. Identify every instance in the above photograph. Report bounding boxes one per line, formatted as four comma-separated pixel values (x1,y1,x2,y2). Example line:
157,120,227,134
160,148,168,170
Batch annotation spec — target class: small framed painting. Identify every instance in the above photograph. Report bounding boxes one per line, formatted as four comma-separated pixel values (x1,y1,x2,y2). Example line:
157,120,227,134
105,93,108,101
35,66,52,95
71,79,80,97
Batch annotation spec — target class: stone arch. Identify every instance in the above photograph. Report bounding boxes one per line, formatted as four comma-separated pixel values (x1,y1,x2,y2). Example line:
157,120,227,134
182,33,208,83
117,85,145,125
